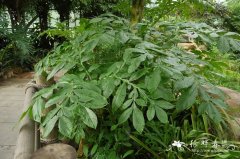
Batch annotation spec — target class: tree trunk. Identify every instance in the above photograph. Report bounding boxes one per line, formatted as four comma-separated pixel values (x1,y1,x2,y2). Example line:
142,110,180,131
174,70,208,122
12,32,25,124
51,0,71,27
35,0,52,50
4,0,25,31
7,7,21,31
8,9,17,32
131,0,145,26
36,0,49,32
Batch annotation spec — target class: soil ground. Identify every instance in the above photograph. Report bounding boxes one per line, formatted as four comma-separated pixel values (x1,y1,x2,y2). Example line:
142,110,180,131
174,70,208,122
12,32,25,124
0,74,32,159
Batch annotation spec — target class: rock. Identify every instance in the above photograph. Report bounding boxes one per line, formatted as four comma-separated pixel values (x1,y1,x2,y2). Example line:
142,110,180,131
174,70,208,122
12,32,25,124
54,69,67,81
30,143,77,159
218,86,240,115
35,71,55,87
218,87,240,139
177,42,207,51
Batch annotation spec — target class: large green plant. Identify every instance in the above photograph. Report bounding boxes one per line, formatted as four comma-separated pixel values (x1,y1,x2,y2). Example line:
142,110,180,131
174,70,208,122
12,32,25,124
142,20,240,91
27,15,240,158
0,29,34,69
226,0,240,33
0,12,35,75
145,0,216,22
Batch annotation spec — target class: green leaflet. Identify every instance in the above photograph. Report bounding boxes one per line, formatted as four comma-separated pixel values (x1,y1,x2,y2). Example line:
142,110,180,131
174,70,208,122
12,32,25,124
105,62,123,77
118,107,133,125
18,106,32,124
74,89,107,109
218,36,230,53
89,17,103,23
119,31,129,44
42,107,61,126
128,55,146,73
229,39,240,51
43,115,58,138
129,88,138,99
206,103,222,123
145,68,161,93
147,105,155,121
47,63,65,80
155,100,175,109
74,91,93,102
155,106,168,123
32,98,44,122
82,107,98,129
88,64,100,73
45,95,64,108
122,150,134,158
90,144,98,156
199,33,212,44
108,151,118,159
160,65,183,80
123,50,132,62
175,76,195,90
163,57,180,66
122,99,133,109
63,63,76,74
135,98,147,107
102,77,116,98
100,33,115,45
199,86,211,101
133,106,145,133
129,69,148,81
211,99,228,109
83,145,89,157
70,95,79,104
83,38,99,53
206,86,225,99
125,48,147,54
123,48,146,62
210,32,219,38
45,89,69,108
151,87,174,101
75,128,85,144
80,81,102,94
58,116,73,138
148,47,168,56
176,82,199,111
85,97,108,109
112,83,127,112
198,102,209,114
61,106,74,117
138,41,159,50
32,86,54,99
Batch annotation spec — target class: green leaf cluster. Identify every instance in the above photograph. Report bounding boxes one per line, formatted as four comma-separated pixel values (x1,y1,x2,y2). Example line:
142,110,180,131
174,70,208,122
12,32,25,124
29,15,237,158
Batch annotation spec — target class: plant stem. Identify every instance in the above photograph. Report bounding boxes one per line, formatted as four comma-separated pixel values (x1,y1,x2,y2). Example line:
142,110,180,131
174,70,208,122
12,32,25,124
129,134,161,159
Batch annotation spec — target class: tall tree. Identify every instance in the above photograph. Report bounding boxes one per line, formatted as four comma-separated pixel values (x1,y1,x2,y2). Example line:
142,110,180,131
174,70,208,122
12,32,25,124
0,0,38,31
51,0,72,26
131,0,145,26
1,0,25,30
36,0,49,32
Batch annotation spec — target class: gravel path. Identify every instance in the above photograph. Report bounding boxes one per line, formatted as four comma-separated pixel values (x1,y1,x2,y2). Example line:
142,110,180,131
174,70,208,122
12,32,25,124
0,77,30,159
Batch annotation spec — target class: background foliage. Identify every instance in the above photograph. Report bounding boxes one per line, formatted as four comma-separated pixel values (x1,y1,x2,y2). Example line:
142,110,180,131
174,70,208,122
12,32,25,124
1,0,240,158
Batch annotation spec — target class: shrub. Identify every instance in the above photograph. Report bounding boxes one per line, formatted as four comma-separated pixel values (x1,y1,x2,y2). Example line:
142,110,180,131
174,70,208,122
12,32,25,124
28,14,240,158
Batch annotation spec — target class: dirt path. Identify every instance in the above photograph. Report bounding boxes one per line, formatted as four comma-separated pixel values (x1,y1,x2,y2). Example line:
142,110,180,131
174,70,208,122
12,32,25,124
0,77,31,159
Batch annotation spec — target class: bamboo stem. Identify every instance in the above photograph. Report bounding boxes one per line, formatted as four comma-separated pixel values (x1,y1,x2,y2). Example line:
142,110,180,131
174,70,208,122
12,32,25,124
14,84,37,159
